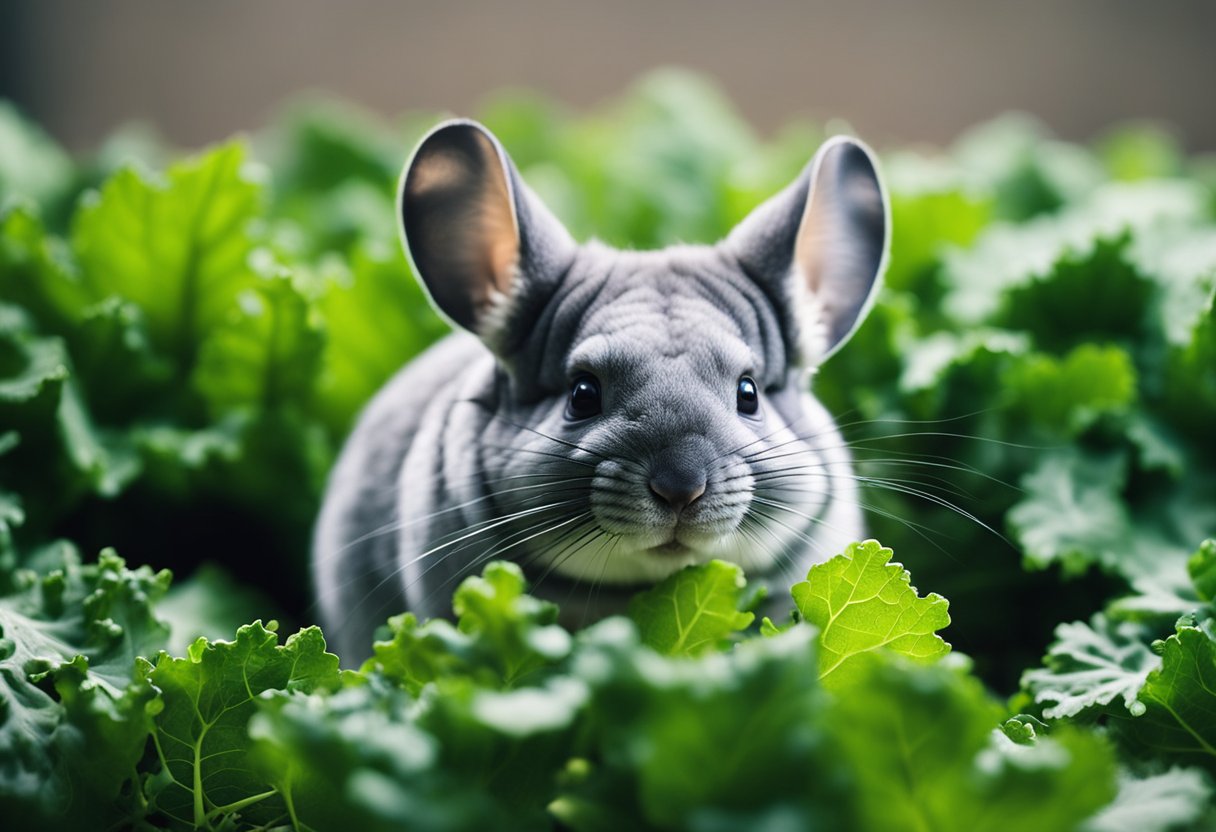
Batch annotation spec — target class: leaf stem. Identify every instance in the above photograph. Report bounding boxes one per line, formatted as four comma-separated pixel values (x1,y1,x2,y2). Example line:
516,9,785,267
205,788,279,823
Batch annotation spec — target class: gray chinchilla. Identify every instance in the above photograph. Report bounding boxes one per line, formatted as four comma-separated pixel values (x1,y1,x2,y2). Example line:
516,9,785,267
313,119,889,662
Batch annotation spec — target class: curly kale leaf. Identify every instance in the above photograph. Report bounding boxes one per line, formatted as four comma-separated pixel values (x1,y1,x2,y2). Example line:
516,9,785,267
145,622,341,829
0,545,169,826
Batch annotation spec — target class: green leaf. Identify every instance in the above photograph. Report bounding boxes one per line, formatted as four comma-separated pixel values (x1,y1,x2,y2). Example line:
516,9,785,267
361,613,473,697
949,113,1103,220
450,561,571,688
563,621,848,830
155,562,280,656
0,204,168,426
627,559,754,656
1005,344,1138,435
882,161,992,293
1098,123,1184,182
0,313,139,503
1081,767,1213,832
758,615,792,637
0,204,90,331
314,243,449,432
1007,450,1133,575
829,654,1118,832
1128,224,1216,348
942,182,1204,333
72,142,264,372
417,677,584,827
1187,540,1216,603
897,327,1029,396
251,682,522,832
193,260,325,415
791,539,950,683
1126,414,1188,477
1000,713,1050,745
1021,616,1160,719
146,622,341,829
0,310,69,407
270,98,400,193
363,561,570,693
1159,286,1216,444
557,68,759,248
0,545,169,825
1112,618,1216,769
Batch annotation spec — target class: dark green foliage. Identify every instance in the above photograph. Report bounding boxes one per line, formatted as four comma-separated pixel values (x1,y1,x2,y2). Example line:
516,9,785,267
1,72,1215,829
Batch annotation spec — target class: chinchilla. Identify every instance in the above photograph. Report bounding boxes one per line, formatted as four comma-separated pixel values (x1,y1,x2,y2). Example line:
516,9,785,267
313,118,888,662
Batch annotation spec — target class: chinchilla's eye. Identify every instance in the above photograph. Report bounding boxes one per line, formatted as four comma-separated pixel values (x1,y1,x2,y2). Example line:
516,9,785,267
736,376,759,415
567,374,602,419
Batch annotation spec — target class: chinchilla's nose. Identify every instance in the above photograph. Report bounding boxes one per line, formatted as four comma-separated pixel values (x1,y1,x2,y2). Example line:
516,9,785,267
649,474,706,512
649,442,708,513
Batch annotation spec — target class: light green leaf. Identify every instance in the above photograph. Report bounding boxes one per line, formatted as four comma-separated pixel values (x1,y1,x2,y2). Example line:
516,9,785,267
1126,414,1187,477
949,113,1103,220
1081,767,1213,832
628,559,755,657
72,142,264,371
1000,714,1050,745
1187,540,1216,604
942,182,1204,329
883,168,992,293
0,204,90,330
758,615,791,637
1005,343,1138,435
315,242,449,432
1128,224,1216,347
1021,616,1160,719
361,613,472,697
451,561,570,687
1007,450,1132,575
791,539,950,683
193,261,325,416
364,561,570,693
899,328,1030,395
1098,123,1184,182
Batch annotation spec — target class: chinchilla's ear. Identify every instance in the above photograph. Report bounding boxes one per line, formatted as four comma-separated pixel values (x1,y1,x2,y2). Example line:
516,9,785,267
398,119,576,351
725,136,888,365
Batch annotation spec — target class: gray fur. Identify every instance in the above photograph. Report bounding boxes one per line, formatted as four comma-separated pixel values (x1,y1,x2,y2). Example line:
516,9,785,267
313,120,888,662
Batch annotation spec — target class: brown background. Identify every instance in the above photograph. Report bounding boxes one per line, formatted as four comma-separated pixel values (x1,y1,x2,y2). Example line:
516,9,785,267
3,0,1215,152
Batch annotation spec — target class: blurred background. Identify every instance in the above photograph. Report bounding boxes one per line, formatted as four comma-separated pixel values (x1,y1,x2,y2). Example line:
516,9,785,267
3,0,1215,153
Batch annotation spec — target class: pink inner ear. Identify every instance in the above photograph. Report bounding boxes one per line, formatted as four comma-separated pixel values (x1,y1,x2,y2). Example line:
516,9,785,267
404,125,522,329
790,139,885,358
469,130,521,304
794,142,850,297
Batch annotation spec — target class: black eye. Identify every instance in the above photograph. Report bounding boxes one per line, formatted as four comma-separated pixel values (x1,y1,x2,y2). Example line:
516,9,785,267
567,374,602,420
737,376,759,415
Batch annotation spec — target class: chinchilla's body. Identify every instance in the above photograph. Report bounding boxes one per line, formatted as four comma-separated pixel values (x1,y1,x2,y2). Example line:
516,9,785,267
314,120,888,662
